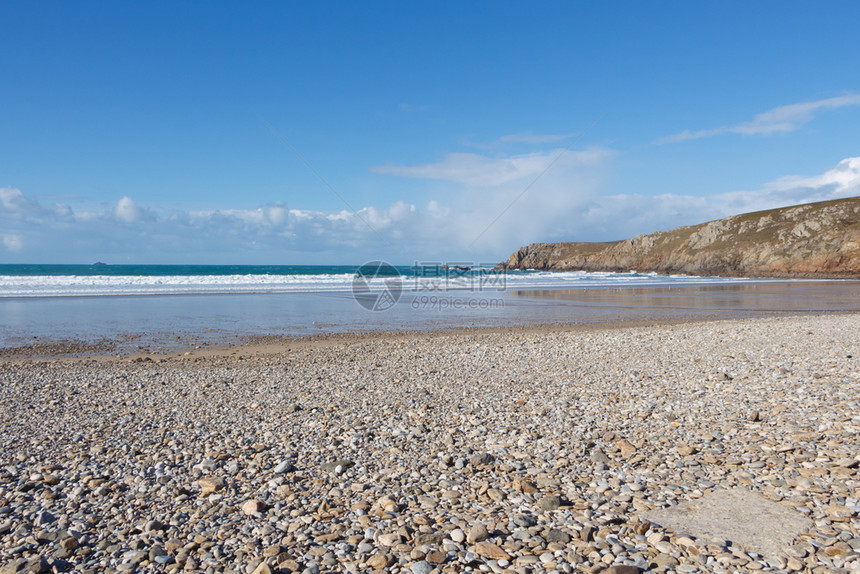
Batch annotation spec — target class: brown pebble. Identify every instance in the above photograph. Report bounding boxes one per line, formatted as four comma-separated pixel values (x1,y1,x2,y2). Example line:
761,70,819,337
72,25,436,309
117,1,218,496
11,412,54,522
474,541,510,561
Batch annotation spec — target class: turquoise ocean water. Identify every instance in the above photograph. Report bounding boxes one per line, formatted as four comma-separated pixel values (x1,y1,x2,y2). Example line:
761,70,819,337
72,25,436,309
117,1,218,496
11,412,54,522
0,263,752,298
1,264,854,351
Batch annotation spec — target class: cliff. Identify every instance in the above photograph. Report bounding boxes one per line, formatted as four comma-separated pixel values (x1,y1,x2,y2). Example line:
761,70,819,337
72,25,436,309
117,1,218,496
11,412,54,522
498,197,860,277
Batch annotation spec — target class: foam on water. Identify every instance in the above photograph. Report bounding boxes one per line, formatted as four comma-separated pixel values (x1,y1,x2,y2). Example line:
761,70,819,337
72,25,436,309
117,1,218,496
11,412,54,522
0,268,763,298
0,273,356,297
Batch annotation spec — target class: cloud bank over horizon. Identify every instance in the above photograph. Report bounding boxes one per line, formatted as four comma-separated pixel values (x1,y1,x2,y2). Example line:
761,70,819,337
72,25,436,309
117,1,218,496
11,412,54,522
3,156,859,264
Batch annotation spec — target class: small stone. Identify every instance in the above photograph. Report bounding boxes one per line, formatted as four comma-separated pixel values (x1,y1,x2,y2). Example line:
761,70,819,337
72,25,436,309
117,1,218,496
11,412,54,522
241,499,266,515
0,558,27,574
366,553,394,569
486,488,506,501
616,439,637,457
677,445,697,456
34,511,56,526
128,551,148,565
59,536,79,551
654,554,679,568
539,552,554,564
474,542,510,561
513,514,537,527
450,528,465,543
251,563,272,574
513,477,538,493
590,449,611,465
603,566,640,574
470,453,495,466
198,476,225,495
826,505,855,519
144,519,165,532
0,556,49,574
378,533,403,546
581,525,596,542
467,523,489,544
537,495,562,511
320,459,354,472
416,532,446,546
148,545,166,561
545,529,570,544
274,460,295,473
411,560,434,574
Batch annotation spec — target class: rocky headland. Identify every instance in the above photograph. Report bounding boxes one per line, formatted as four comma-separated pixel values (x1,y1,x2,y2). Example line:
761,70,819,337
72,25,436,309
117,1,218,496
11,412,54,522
498,197,860,277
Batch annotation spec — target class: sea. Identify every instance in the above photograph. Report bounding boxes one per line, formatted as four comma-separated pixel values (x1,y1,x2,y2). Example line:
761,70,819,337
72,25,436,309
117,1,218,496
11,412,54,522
1,263,858,352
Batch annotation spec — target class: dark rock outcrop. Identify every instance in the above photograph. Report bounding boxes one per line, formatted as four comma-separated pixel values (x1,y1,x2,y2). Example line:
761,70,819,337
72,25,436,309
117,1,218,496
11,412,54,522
498,197,860,277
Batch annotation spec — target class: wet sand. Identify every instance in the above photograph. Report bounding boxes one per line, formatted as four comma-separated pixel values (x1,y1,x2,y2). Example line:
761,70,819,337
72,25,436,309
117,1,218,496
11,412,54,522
1,280,858,360
510,280,860,312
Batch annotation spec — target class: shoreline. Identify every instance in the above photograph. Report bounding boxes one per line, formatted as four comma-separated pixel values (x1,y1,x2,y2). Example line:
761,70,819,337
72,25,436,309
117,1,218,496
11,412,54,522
3,280,858,359
2,306,859,363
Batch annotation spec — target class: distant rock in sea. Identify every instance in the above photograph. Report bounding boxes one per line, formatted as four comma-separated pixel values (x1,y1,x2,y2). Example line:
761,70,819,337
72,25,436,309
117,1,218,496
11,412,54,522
92,261,107,266
498,196,860,278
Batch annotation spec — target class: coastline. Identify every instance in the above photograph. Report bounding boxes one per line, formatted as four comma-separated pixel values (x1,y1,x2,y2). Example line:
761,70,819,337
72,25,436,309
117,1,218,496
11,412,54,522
1,313,858,573
2,308,859,363
0,314,772,363
2,280,859,361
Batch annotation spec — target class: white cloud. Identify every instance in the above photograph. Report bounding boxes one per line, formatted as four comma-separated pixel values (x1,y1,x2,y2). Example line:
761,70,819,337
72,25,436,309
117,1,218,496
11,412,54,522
2,234,23,251
444,156,860,251
53,203,74,219
370,146,616,187
114,196,143,223
561,157,860,243
264,203,288,226
0,187,25,211
0,187,43,217
2,156,857,263
657,95,860,144
711,156,860,214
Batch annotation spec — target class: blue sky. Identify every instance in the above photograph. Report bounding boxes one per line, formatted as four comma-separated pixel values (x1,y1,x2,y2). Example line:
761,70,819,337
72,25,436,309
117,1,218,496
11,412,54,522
2,1,860,264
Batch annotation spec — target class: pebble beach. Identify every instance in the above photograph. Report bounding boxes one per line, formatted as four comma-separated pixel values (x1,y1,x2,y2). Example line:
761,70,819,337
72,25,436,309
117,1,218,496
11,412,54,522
1,314,859,574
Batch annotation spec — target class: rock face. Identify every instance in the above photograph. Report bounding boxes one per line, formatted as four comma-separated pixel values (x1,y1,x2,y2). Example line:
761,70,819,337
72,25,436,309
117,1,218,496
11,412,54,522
498,197,860,277
643,488,813,556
